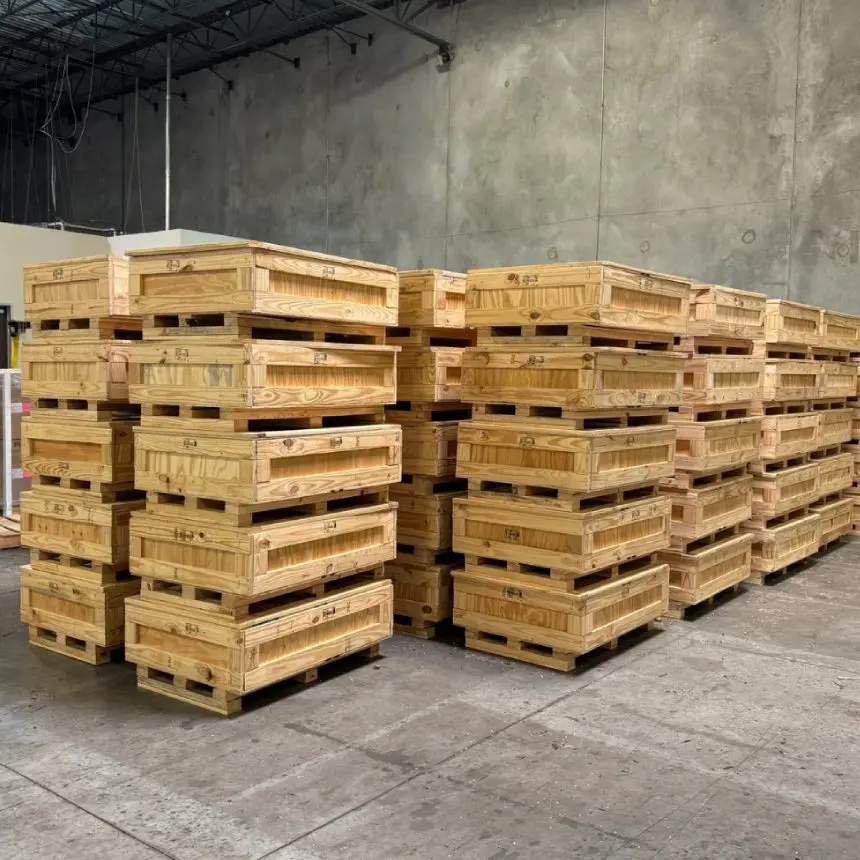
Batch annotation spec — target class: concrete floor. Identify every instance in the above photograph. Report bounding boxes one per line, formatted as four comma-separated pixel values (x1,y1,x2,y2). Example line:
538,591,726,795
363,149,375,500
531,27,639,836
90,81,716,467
2,545,860,860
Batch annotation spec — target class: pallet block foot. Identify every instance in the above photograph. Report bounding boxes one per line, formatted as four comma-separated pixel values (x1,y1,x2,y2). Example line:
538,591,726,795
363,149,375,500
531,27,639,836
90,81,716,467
393,613,438,640
465,629,577,671
27,625,120,666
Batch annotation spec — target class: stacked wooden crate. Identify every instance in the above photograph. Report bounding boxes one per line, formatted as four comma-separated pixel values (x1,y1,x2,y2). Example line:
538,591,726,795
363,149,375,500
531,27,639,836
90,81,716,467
384,270,472,638
18,256,144,664
122,241,400,715
743,301,857,581
453,262,691,670
848,357,860,532
0,369,29,547
659,285,766,618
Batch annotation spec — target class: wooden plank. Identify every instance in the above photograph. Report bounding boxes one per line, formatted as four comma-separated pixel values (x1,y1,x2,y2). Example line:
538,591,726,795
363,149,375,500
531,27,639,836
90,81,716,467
456,419,676,494
129,339,398,410
130,501,397,598
687,284,767,339
24,255,129,322
465,261,691,333
22,417,136,485
125,578,393,710
453,494,671,575
134,424,400,505
127,241,398,326
461,346,685,409
397,269,467,329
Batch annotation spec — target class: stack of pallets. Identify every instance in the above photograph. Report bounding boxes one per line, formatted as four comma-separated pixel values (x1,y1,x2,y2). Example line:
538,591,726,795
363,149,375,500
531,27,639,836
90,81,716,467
18,256,144,664
743,301,857,582
453,262,691,670
847,354,860,532
122,241,401,715
383,270,472,638
659,285,766,619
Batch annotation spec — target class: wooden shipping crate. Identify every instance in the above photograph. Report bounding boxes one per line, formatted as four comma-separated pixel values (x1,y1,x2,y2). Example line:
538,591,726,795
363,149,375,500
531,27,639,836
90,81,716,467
465,262,691,333
663,473,753,541
761,360,821,402
681,357,764,405
129,339,398,410
398,270,466,328
669,413,760,472
21,491,143,567
817,407,853,447
758,412,820,459
457,419,676,494
20,566,140,663
128,242,398,326
743,511,821,573
820,362,858,399
22,417,136,485
24,255,129,323
134,424,400,505
126,578,392,714
397,347,464,402
816,451,854,496
750,462,820,519
390,484,460,551
660,531,753,608
453,494,671,575
397,420,459,477
22,341,131,402
764,300,822,346
462,346,684,410
820,310,860,351
811,495,853,545
454,562,669,670
387,557,455,633
130,501,396,599
687,284,766,340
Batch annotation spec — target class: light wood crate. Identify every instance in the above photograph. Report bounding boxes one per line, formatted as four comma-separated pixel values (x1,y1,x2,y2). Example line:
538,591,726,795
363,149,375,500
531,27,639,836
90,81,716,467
397,346,465,402
22,341,132,402
398,270,466,328
687,284,766,340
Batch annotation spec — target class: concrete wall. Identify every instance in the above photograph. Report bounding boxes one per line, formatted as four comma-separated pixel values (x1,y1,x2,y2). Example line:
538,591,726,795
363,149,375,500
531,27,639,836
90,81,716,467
10,0,860,309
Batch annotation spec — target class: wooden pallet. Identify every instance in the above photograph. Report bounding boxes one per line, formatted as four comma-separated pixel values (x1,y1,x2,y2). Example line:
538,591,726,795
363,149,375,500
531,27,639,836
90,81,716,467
24,255,129,322
131,496,396,598
393,615,438,639
28,548,133,584
385,401,472,423
471,404,669,427
31,316,142,342
129,339,398,411
28,398,141,423
140,403,386,433
462,345,685,410
673,334,755,356
457,419,676,496
27,625,123,665
0,513,20,548
687,284,767,340
397,346,466,402
128,241,398,326
397,269,467,329
134,423,401,505
465,262,691,334
453,493,671,575
386,326,474,348
474,323,674,351
127,578,393,716
662,583,744,621
135,644,382,716
138,567,385,621
142,312,386,344
22,340,133,403
22,417,137,485
746,558,813,586
29,475,141,501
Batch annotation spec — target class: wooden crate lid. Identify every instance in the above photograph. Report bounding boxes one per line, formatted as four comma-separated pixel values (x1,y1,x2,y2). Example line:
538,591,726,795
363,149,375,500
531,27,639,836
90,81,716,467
467,260,692,285
126,240,397,273
690,283,768,302
24,254,127,280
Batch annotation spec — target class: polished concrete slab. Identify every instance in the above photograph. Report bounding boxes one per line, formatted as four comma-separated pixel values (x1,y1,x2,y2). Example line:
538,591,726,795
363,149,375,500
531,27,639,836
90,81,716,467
2,541,860,860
